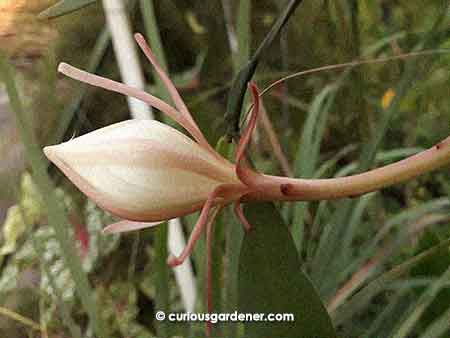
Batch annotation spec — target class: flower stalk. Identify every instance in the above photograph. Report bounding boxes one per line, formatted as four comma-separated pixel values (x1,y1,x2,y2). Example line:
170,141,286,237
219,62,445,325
239,136,450,202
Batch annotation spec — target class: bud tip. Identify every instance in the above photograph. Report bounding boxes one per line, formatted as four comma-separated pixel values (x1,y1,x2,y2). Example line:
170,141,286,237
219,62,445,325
57,62,68,74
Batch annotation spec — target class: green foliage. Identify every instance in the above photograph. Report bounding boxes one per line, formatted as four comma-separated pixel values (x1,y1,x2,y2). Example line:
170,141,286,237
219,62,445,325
38,0,97,19
0,54,105,337
409,230,450,335
225,0,304,139
98,284,155,338
238,203,336,338
0,173,44,256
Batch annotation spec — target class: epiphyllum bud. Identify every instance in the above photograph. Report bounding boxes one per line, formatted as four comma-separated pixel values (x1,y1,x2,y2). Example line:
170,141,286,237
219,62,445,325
47,34,254,273
44,119,242,223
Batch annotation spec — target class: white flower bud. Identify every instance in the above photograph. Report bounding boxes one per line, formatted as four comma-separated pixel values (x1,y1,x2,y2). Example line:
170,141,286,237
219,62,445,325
44,120,240,222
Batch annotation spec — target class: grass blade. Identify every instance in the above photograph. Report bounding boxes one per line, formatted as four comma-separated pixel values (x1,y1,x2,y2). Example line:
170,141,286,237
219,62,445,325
0,54,105,338
420,305,450,338
393,265,450,338
362,290,409,338
48,27,110,145
0,306,41,332
332,237,450,326
310,3,449,295
39,0,97,19
140,0,170,103
224,0,304,139
291,81,341,251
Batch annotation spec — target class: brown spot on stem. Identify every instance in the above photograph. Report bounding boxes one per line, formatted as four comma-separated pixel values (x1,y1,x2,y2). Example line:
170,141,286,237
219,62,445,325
435,137,450,150
280,183,293,195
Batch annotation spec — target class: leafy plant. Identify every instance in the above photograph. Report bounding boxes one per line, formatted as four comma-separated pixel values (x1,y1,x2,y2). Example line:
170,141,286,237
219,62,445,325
0,1,449,338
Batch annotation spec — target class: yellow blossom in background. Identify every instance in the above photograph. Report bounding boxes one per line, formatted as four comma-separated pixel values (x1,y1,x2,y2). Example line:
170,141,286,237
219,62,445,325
381,88,396,110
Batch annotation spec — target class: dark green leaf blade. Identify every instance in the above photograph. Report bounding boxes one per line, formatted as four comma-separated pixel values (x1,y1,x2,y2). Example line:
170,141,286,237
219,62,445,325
238,203,336,338
224,0,304,139
38,0,97,19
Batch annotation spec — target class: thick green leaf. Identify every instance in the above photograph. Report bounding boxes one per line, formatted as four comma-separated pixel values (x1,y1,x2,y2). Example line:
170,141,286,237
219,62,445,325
238,203,336,338
39,0,97,19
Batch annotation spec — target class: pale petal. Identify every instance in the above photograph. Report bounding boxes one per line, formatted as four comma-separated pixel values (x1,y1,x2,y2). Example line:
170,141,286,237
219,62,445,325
102,220,165,234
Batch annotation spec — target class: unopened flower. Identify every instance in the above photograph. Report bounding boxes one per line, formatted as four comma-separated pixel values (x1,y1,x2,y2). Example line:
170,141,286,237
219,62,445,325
44,119,242,223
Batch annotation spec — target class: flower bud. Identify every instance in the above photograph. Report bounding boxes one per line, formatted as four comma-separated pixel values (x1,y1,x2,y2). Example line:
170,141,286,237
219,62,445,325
44,120,240,222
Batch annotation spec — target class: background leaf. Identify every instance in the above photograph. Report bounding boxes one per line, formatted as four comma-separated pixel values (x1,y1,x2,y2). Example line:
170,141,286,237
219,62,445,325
0,53,105,338
39,0,97,19
238,202,336,338
224,0,304,139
